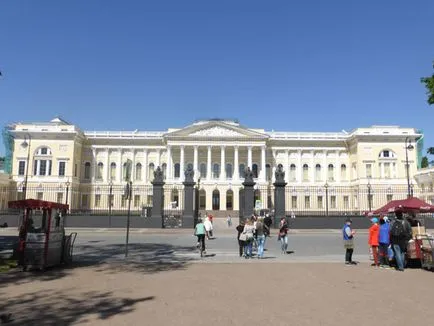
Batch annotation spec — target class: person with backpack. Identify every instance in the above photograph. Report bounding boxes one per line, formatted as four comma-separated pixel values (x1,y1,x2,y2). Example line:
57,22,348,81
390,211,412,271
278,217,289,254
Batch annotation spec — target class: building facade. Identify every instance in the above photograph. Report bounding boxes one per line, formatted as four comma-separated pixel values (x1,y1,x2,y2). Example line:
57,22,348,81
414,167,434,205
6,117,423,216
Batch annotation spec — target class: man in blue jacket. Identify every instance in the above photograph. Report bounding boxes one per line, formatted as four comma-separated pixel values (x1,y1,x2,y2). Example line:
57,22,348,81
343,218,356,265
378,217,390,268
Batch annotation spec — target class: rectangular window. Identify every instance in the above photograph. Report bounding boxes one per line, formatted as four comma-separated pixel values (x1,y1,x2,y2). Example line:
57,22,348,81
366,164,372,178
40,160,47,175
57,192,63,204
304,196,310,209
330,195,337,209
317,196,323,209
291,196,297,209
147,195,153,206
95,194,101,208
37,192,43,200
108,194,114,208
134,195,140,207
387,194,393,202
58,161,66,176
121,195,126,208
81,194,89,208
384,163,391,179
18,161,25,176
343,196,349,209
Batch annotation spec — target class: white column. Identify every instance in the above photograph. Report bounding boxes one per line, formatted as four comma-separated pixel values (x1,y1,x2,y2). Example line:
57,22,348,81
284,149,289,183
298,150,302,183
233,146,239,180
310,151,315,183
132,150,136,181
106,149,110,181
380,163,384,179
260,146,266,182
92,148,97,182
167,146,172,180
247,146,253,169
207,145,212,180
156,149,161,168
117,149,122,182
323,150,327,182
335,151,340,183
272,150,277,179
143,149,148,182
180,145,185,181
193,146,198,180
220,146,225,181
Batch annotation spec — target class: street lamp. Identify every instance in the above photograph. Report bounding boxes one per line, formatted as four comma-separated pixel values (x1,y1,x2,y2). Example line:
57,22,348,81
108,180,113,228
124,180,132,257
20,134,31,200
324,182,329,217
410,182,414,197
65,179,70,206
405,137,414,198
367,179,372,212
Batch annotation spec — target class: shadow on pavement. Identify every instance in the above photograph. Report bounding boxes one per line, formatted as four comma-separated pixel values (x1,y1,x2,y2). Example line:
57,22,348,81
0,288,154,326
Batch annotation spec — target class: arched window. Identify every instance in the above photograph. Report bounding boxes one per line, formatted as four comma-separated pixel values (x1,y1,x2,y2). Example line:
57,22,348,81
148,163,155,180
328,164,334,181
84,162,91,180
213,163,220,179
199,189,206,209
252,163,258,178
200,163,207,178
174,163,180,178
110,162,116,180
340,164,347,181
303,164,309,182
36,147,52,155
226,163,233,179
226,189,233,210
266,164,271,181
96,162,104,180
290,164,296,181
315,164,322,182
123,160,132,181
379,150,396,158
239,164,245,178
135,163,142,181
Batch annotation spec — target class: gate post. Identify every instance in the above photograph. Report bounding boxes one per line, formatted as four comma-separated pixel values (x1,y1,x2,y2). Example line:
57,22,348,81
144,166,165,228
242,167,256,222
273,164,287,228
182,166,196,229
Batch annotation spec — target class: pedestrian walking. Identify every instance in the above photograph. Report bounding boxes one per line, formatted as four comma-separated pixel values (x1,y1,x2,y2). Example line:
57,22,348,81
255,217,266,259
343,218,357,265
390,211,412,271
368,217,380,267
278,217,289,254
241,219,255,258
236,221,245,257
227,214,232,227
378,217,391,268
204,217,213,240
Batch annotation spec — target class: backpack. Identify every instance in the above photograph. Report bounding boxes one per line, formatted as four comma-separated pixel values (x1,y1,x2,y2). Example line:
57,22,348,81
391,220,405,238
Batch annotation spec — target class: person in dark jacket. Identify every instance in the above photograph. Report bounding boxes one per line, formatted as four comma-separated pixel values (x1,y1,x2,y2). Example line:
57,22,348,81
263,214,272,237
390,211,412,271
378,217,390,268
236,221,245,257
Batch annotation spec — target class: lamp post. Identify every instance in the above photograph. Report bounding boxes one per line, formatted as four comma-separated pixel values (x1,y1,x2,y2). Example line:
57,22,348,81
405,137,414,198
20,134,31,200
367,179,372,212
195,177,201,224
324,182,329,217
124,158,133,257
108,180,113,228
410,182,414,197
65,179,70,206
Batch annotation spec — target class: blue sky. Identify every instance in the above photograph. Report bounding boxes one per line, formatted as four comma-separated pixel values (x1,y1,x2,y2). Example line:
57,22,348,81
0,0,433,156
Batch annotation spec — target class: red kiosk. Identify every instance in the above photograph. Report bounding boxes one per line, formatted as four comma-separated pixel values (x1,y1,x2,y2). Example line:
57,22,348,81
8,199,77,271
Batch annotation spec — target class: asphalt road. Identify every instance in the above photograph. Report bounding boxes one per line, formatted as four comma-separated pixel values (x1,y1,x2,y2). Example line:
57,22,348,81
68,228,371,264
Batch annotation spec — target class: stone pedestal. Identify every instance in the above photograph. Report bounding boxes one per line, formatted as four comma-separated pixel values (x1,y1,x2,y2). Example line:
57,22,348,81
144,167,165,228
273,164,287,227
183,180,195,229
242,167,256,222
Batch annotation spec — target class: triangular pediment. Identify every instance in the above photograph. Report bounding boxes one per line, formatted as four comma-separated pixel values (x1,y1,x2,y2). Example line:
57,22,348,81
164,120,268,139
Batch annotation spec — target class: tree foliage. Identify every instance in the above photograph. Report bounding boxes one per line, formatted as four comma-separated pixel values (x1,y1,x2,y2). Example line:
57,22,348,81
421,62,434,105
428,147,434,155
421,156,429,168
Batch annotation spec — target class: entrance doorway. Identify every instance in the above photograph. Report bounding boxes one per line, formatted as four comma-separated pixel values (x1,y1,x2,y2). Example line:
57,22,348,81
226,190,233,210
212,190,220,210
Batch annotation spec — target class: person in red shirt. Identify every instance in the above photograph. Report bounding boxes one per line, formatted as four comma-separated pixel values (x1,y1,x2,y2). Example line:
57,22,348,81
368,217,380,267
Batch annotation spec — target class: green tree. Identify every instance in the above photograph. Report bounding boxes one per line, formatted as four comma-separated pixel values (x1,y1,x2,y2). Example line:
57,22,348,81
428,147,434,155
421,62,434,105
421,156,429,168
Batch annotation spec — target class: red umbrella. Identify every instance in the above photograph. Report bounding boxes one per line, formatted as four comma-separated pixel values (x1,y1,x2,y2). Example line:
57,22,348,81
366,197,434,217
